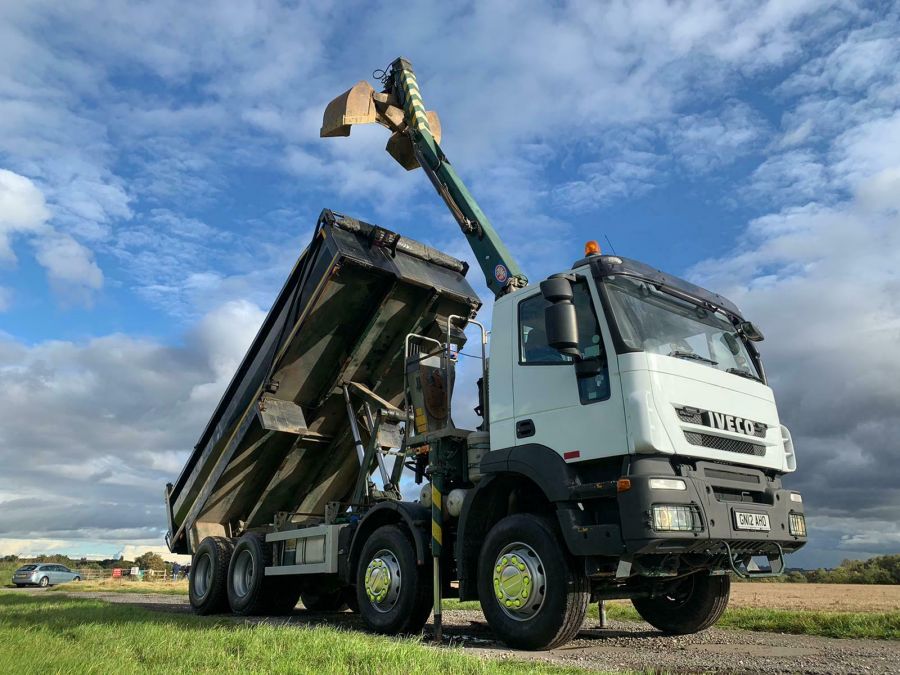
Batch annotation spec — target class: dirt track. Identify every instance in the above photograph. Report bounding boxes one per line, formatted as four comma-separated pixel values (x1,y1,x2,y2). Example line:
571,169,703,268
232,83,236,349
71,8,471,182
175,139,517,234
17,588,897,674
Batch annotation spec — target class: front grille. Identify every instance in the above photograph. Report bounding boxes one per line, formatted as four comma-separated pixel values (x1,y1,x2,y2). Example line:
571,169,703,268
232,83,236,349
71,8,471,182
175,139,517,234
684,431,766,456
676,406,767,438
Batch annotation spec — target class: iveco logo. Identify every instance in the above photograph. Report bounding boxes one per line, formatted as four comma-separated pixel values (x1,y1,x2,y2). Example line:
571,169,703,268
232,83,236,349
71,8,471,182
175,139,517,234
703,410,761,436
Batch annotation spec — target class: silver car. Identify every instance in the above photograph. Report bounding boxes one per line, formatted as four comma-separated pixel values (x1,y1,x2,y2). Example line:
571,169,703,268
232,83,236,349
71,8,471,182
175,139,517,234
12,564,81,587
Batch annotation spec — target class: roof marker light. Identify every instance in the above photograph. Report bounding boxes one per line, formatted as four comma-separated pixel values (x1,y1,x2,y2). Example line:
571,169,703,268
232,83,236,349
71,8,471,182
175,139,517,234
585,240,601,256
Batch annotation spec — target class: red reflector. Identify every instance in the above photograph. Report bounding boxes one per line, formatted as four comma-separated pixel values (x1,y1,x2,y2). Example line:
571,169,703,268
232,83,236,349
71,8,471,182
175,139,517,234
563,450,580,460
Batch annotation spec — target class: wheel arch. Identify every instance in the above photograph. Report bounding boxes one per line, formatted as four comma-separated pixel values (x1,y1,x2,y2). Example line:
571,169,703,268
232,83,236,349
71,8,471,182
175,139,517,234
456,446,572,601
344,501,430,584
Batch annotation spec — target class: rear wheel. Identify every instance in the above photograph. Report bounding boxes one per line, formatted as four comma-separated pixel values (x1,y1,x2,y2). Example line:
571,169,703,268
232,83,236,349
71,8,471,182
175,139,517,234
355,525,432,635
189,536,234,615
38,576,49,588
73,576,81,582
227,533,301,616
632,572,730,634
477,514,589,650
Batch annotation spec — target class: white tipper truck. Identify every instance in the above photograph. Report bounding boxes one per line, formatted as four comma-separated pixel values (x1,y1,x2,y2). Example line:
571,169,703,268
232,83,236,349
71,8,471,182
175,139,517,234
165,58,807,650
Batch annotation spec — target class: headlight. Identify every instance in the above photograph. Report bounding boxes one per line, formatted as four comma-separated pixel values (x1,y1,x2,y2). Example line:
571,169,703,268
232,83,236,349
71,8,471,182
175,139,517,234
789,512,807,537
649,478,686,491
652,504,702,532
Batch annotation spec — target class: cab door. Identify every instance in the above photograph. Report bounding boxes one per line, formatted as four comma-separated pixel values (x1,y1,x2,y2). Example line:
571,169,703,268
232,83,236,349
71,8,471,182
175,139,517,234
511,277,628,462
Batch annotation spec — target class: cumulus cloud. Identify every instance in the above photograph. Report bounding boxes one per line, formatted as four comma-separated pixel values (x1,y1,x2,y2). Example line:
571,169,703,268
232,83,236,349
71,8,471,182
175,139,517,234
0,300,265,548
690,74,900,558
0,168,104,301
0,168,50,262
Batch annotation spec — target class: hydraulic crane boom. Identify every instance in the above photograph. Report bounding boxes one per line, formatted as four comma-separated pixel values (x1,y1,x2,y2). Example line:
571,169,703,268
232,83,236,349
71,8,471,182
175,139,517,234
321,57,527,298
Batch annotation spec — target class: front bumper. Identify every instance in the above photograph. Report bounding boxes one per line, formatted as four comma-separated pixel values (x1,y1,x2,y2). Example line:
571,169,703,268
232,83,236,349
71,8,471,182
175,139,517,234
617,456,806,556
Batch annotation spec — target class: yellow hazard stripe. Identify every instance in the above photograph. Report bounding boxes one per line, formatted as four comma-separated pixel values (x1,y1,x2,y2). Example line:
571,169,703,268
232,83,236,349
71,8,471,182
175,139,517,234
400,69,431,134
432,520,442,546
431,485,442,545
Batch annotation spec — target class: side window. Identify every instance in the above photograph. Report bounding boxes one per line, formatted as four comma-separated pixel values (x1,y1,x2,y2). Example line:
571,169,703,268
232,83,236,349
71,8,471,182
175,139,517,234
517,281,611,404
571,282,611,404
519,293,570,364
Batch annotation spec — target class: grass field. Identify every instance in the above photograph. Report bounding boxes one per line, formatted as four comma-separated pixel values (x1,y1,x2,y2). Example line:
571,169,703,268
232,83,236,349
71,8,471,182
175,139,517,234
10,565,900,641
0,594,587,675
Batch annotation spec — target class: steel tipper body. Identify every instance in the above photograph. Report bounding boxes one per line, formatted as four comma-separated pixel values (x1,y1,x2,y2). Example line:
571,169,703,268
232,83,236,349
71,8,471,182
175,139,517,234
165,209,479,558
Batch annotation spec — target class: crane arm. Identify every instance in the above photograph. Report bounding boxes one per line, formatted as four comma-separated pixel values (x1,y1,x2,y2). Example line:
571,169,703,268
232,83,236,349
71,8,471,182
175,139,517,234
321,57,527,298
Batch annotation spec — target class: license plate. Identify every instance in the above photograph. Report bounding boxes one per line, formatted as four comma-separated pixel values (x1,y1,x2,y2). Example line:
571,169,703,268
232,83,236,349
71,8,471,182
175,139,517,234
734,511,770,531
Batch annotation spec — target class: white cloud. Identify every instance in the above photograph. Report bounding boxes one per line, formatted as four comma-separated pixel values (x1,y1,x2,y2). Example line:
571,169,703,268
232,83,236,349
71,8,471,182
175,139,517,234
690,104,900,529
33,233,103,298
0,168,104,301
0,168,50,262
0,300,265,548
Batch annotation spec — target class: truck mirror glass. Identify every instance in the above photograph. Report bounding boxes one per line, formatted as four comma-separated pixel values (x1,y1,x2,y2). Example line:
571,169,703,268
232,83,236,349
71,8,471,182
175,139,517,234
540,275,580,358
739,321,765,342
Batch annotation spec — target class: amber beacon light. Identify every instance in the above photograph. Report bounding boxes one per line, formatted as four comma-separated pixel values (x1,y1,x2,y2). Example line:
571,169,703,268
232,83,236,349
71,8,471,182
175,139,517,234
584,240,601,256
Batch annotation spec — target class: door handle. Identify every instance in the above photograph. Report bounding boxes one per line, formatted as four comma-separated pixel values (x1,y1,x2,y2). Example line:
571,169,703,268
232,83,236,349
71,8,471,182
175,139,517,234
516,419,535,438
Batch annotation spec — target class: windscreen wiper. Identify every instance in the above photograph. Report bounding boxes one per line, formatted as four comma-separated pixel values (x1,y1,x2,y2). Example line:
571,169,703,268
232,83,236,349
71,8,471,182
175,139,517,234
668,350,718,365
727,367,762,382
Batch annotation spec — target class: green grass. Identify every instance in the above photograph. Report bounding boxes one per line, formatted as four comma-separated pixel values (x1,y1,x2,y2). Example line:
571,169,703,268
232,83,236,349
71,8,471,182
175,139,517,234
442,599,900,640
0,594,590,674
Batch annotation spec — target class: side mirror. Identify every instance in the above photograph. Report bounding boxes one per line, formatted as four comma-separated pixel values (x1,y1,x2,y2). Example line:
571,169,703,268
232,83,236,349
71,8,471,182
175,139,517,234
738,321,765,342
540,275,580,358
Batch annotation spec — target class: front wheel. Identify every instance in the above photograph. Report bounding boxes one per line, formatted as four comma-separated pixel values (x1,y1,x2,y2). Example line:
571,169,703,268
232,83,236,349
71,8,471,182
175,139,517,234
477,514,589,650
73,576,81,582
632,572,730,634
355,525,432,635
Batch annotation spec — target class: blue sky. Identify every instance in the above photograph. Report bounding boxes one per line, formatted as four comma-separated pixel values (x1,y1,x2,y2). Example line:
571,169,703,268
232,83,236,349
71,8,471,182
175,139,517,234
0,1,898,567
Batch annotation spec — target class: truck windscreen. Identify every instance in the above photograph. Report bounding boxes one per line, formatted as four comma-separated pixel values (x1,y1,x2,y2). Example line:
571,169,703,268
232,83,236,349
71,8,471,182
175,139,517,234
603,276,761,380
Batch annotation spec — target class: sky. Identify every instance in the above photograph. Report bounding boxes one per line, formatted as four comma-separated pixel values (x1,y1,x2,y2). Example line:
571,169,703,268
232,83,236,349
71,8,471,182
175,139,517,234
0,1,897,568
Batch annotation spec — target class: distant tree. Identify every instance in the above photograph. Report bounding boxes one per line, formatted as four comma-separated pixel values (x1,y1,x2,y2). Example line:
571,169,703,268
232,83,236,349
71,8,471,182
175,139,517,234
134,552,166,571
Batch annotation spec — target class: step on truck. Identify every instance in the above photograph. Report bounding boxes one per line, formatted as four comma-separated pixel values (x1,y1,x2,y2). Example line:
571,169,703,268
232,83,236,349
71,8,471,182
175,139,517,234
166,58,807,650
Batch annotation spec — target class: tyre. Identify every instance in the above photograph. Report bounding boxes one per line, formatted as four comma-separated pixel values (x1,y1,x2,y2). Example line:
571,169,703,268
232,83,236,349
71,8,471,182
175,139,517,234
355,525,433,635
632,572,730,634
189,536,234,615
477,514,589,650
227,533,301,616
38,576,49,588
73,576,81,582
227,533,271,615
301,589,347,612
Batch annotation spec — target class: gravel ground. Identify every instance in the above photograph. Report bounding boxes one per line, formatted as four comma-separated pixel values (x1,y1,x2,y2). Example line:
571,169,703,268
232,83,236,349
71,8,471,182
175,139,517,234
11,588,900,674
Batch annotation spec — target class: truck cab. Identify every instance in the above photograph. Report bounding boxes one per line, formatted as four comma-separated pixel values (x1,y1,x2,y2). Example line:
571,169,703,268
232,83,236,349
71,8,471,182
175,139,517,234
460,250,806,626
